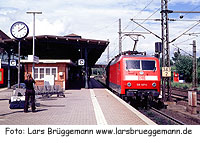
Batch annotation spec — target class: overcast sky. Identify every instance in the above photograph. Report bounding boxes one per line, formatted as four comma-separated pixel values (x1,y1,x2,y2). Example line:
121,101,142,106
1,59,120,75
1,0,200,64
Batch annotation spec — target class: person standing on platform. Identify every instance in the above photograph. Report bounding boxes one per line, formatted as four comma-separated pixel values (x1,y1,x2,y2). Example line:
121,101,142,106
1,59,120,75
24,73,36,113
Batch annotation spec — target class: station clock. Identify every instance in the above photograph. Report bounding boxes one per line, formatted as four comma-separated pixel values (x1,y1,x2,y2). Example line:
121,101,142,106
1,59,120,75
10,21,29,40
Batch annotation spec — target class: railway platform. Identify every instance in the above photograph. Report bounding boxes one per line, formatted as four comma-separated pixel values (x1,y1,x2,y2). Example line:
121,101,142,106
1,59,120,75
0,79,156,125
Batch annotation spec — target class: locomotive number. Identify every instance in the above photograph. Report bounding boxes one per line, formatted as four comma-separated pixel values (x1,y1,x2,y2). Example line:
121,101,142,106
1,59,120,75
137,83,147,86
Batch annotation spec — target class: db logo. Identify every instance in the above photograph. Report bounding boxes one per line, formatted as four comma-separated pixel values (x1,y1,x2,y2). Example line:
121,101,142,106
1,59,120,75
139,76,145,80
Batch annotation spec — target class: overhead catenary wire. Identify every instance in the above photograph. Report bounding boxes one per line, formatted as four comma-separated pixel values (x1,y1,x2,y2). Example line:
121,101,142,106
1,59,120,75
179,4,200,18
130,0,198,38
170,21,200,43
132,18,200,22
131,0,173,32
167,1,200,42
132,7,161,32
107,0,177,62
169,19,200,38
170,33,198,57
131,19,162,40
123,0,155,31
136,0,155,17
118,0,158,56
172,44,192,57
173,36,198,46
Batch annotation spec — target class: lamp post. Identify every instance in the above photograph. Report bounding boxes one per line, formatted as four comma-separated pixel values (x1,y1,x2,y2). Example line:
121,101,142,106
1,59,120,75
26,11,42,78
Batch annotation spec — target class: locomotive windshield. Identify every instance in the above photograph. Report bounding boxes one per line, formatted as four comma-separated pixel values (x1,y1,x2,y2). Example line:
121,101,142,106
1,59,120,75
126,60,156,70
142,60,156,70
126,60,140,70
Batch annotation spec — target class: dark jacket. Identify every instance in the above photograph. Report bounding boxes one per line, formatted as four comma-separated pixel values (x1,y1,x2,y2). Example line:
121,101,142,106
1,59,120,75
24,79,35,90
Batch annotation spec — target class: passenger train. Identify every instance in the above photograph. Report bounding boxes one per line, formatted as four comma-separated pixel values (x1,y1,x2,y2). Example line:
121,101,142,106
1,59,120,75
106,51,163,108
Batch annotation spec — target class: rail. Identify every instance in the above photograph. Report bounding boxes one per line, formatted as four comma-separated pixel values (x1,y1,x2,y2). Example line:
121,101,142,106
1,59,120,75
171,87,200,105
150,107,185,125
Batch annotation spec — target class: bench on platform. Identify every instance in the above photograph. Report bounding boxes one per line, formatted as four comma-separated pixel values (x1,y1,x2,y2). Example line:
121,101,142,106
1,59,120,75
34,85,65,97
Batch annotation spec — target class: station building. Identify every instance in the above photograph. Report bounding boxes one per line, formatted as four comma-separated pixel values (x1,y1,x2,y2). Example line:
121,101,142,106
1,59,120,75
21,59,75,89
0,31,109,89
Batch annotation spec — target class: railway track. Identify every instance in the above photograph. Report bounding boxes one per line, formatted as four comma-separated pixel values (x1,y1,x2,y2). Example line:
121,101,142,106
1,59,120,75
138,107,185,125
171,87,200,105
150,107,185,125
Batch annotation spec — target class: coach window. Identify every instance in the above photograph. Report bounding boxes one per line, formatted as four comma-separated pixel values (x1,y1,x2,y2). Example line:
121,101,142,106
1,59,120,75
118,63,120,70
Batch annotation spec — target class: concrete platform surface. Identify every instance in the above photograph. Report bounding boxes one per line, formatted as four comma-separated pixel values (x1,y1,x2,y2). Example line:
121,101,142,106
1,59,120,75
0,79,156,125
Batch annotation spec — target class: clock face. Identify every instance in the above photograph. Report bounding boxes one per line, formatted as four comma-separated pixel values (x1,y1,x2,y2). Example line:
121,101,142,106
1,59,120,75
10,22,29,40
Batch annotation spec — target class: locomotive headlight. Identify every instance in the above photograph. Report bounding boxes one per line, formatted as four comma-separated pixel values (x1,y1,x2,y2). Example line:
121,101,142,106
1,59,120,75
152,82,156,87
127,82,132,87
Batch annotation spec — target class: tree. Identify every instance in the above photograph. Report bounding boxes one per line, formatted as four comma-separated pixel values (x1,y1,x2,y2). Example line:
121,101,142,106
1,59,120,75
174,55,193,82
198,68,200,84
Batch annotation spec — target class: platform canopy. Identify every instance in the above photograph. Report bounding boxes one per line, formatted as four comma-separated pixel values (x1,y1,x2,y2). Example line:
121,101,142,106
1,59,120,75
0,33,109,67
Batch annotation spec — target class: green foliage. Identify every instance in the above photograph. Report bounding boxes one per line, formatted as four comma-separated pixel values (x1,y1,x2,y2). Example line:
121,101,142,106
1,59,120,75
197,57,200,65
198,67,200,84
174,55,193,82
171,82,191,90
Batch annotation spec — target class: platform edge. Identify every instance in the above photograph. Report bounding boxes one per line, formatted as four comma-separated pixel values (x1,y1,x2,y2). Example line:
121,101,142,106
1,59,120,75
105,89,157,125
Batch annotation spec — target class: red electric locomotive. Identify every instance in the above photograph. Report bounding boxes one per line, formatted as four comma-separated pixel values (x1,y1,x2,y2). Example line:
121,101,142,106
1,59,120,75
106,51,162,108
